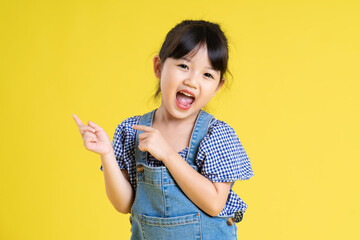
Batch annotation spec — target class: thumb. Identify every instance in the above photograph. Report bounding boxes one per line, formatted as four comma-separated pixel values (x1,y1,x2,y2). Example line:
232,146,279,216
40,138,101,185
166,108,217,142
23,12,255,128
88,121,104,132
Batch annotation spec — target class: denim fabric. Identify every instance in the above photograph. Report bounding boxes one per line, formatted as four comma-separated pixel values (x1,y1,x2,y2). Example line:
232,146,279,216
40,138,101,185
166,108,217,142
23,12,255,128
130,109,238,240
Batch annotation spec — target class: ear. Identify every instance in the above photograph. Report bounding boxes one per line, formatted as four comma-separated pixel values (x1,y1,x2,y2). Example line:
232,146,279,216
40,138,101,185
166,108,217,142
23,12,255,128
153,55,162,78
214,77,225,95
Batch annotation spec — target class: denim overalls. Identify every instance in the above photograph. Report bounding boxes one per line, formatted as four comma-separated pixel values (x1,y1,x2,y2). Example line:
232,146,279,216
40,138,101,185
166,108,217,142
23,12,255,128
129,109,238,240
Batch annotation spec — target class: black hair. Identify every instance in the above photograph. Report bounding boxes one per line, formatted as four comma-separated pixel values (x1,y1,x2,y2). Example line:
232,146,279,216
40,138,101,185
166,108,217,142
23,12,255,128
152,19,232,106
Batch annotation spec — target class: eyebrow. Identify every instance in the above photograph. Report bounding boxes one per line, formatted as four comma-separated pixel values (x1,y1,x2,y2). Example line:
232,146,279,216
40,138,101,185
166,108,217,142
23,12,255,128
179,57,217,71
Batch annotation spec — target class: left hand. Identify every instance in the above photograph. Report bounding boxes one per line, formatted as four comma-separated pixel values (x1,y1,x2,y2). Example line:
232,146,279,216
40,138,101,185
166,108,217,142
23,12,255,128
132,125,176,162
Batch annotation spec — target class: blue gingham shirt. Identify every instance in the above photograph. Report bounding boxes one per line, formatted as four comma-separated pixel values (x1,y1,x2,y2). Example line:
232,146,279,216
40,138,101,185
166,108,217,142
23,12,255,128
100,114,254,217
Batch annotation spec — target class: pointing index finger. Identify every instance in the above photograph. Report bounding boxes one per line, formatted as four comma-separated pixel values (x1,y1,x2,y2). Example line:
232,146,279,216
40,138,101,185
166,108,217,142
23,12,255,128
72,114,84,127
132,125,153,132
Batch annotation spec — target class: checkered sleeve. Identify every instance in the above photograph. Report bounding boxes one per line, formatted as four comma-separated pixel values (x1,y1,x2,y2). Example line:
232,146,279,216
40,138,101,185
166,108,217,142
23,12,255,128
196,120,254,182
100,116,139,171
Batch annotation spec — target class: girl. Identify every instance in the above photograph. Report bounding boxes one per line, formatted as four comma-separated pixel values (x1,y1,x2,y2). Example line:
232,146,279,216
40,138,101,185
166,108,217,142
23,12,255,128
73,19,254,239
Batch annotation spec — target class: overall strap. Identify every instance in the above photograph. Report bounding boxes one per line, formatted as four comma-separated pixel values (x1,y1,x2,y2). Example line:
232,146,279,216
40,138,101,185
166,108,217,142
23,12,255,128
185,110,213,166
135,109,214,166
135,109,156,165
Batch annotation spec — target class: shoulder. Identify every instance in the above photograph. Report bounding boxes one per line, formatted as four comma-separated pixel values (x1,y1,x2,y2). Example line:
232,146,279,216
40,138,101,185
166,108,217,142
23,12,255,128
112,115,141,142
198,115,245,156
119,115,141,127
115,115,141,132
206,116,238,140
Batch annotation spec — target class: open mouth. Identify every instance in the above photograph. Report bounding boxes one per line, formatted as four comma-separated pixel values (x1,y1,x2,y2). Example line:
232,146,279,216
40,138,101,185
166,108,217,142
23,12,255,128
176,91,195,108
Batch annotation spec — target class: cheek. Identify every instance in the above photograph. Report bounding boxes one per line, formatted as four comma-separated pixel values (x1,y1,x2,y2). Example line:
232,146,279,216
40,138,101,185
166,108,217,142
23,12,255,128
203,84,218,94
200,87,218,102
160,74,178,90
160,79,173,99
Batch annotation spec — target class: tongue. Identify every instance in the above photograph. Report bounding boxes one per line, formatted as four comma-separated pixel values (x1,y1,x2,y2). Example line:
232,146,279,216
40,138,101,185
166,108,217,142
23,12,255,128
176,92,194,106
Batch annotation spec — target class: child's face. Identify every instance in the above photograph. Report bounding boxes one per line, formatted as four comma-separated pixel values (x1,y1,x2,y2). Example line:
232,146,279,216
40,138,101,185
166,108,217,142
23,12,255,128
153,45,225,120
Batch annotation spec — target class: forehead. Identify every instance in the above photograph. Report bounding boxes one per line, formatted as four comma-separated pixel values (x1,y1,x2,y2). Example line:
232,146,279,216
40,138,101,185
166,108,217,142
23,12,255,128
183,44,208,60
179,46,218,71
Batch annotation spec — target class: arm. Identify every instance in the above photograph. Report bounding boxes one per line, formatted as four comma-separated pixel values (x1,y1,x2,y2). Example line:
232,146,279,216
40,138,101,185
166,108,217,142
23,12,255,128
72,114,134,214
162,150,231,217
101,150,134,214
131,124,232,217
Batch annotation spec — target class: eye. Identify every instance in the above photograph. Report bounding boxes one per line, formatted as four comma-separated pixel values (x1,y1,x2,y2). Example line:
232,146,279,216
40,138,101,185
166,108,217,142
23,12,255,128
204,73,214,79
178,64,188,70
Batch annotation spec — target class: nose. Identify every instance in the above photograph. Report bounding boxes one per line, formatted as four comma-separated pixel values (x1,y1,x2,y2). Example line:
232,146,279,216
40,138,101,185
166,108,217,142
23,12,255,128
183,72,200,89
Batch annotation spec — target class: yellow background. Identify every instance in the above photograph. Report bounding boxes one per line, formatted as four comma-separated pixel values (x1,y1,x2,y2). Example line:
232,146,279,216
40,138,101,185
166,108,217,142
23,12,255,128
1,0,359,239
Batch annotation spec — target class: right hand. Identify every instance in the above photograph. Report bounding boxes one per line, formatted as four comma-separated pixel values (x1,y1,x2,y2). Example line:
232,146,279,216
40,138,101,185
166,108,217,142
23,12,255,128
72,114,113,156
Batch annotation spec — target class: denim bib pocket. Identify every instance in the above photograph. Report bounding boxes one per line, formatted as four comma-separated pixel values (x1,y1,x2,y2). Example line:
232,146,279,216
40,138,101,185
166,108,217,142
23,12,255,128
139,212,201,240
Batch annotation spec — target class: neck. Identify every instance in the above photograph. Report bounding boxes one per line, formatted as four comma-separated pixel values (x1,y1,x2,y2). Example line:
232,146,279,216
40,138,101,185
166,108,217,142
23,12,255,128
155,104,200,128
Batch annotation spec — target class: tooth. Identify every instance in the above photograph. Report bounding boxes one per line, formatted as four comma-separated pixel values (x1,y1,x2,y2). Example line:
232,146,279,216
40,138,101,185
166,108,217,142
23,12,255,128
181,91,193,98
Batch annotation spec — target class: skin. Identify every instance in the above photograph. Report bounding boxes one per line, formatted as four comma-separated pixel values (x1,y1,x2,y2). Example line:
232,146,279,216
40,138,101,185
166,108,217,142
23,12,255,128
153,44,224,126
72,115,134,213
72,44,232,216
132,44,232,216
